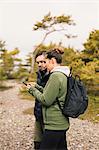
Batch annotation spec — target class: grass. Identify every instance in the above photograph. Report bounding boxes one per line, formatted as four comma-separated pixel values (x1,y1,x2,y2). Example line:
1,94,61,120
19,86,35,115
23,107,33,115
0,85,13,91
19,85,34,101
79,95,99,123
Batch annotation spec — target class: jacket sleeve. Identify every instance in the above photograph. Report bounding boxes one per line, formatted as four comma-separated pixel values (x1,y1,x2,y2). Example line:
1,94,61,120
28,73,60,107
35,84,44,92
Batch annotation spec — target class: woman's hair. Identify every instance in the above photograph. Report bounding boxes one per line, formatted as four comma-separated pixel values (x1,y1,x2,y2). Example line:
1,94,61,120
46,47,64,64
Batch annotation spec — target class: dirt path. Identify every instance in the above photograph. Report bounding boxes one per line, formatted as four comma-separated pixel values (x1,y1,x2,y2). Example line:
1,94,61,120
0,80,99,150
0,80,34,150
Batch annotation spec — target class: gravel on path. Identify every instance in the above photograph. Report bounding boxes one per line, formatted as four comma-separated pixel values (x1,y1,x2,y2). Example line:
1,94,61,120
0,80,99,150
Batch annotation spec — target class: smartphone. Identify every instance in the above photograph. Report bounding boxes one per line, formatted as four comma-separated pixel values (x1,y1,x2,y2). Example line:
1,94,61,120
23,81,27,86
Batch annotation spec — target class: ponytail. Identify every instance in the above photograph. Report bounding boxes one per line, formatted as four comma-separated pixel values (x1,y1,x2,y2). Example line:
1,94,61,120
46,47,64,64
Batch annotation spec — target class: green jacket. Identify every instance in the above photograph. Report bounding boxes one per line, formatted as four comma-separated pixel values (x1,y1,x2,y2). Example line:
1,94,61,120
29,66,70,130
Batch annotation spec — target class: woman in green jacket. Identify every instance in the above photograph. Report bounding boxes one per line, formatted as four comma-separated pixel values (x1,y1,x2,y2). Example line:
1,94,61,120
27,48,70,150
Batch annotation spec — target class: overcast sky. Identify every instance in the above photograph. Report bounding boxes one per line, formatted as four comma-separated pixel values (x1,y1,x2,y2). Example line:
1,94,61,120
0,0,99,59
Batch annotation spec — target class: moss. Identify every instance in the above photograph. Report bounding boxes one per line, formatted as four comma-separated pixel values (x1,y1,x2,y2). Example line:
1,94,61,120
23,107,33,115
0,85,13,91
79,95,99,123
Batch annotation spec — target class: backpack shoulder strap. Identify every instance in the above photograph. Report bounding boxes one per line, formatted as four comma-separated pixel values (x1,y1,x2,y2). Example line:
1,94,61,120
56,75,76,115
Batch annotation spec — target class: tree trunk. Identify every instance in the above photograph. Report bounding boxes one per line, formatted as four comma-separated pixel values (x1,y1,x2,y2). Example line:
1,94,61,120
30,53,35,74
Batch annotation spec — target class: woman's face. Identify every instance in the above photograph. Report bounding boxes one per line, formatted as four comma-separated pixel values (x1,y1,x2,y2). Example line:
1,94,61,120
46,58,54,72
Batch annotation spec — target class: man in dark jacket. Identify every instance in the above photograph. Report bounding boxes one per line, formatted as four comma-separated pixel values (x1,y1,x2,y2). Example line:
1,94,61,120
34,51,50,150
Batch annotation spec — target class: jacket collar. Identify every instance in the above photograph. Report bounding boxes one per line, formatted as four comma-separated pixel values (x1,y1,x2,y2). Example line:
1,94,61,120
51,66,70,77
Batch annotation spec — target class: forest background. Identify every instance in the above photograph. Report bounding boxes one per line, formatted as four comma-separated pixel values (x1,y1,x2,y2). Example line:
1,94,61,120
0,13,99,123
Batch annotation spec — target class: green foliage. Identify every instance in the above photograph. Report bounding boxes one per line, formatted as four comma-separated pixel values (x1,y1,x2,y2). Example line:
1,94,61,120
0,40,6,51
80,95,99,123
31,13,76,74
82,29,99,59
70,58,99,96
9,47,20,55
0,41,22,79
63,47,77,66
13,65,29,79
1,50,14,73
33,12,75,31
34,42,58,54
56,15,74,24
0,67,7,81
77,29,99,97
42,12,52,22
25,53,32,67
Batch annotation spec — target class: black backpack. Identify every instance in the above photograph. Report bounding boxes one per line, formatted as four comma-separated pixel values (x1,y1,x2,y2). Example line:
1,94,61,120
57,74,88,118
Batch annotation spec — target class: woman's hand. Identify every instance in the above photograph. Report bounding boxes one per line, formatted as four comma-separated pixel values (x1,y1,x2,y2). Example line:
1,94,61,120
26,84,31,90
22,81,36,91
26,82,36,90
31,82,36,87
